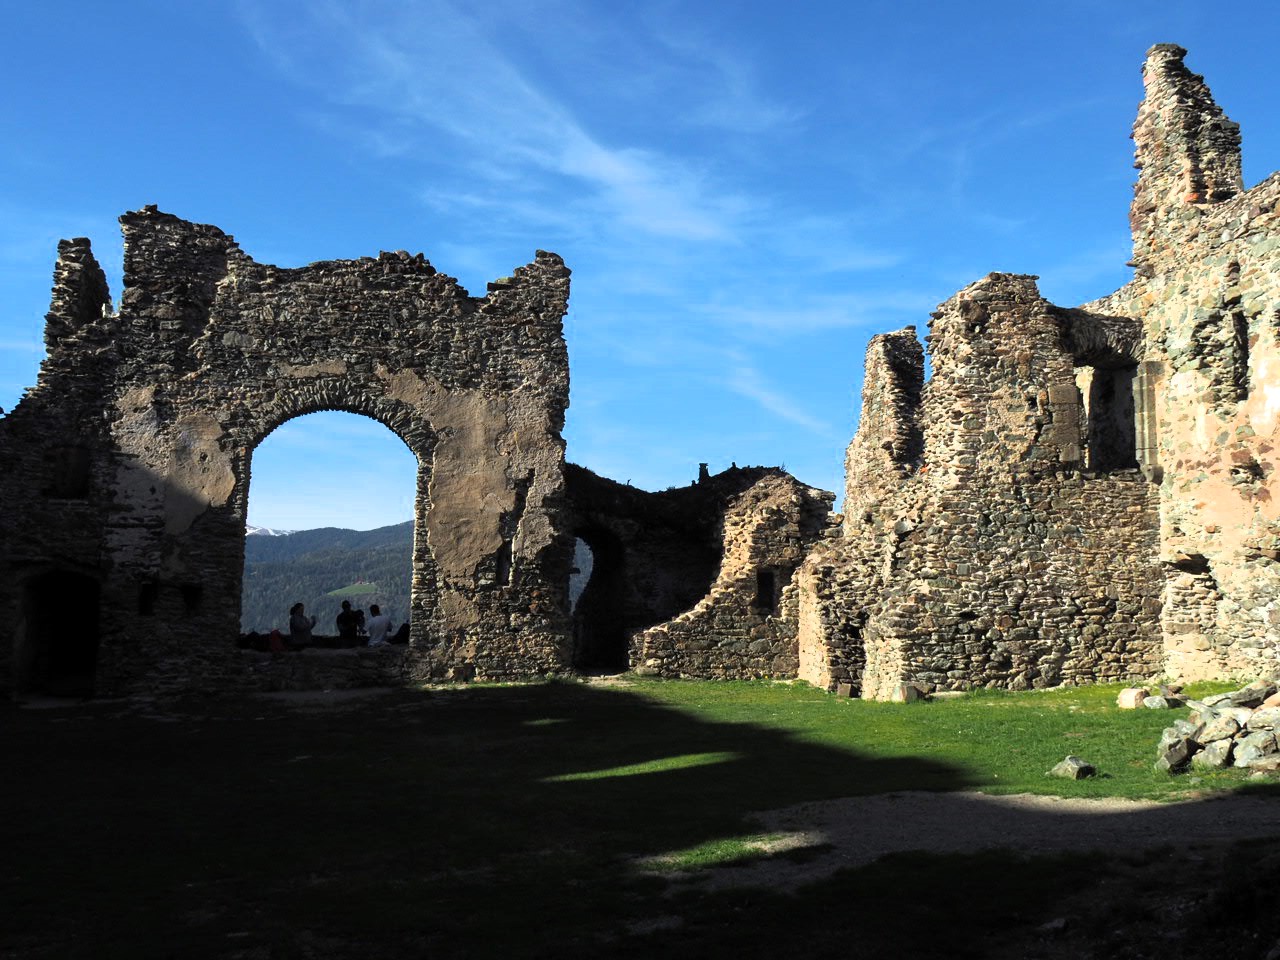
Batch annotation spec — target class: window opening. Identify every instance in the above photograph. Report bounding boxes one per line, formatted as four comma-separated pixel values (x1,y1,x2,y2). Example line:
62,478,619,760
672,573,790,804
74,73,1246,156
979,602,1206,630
44,446,90,498
1074,364,1138,471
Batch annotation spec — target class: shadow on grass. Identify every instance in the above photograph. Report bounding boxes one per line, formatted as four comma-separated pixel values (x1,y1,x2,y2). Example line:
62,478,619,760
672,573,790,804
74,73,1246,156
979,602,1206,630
2,682,1279,959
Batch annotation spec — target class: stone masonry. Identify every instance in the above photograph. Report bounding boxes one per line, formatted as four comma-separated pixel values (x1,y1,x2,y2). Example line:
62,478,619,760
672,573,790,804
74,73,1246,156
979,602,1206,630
563,464,834,678
0,209,829,696
798,45,1280,697
1,207,575,694
5,45,1278,700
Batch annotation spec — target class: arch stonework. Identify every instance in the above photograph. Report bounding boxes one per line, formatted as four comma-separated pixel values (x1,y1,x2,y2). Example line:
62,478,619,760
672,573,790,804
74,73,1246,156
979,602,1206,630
0,207,574,694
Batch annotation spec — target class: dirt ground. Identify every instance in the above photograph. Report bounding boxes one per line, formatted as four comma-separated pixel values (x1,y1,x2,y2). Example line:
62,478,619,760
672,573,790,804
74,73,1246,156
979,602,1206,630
678,789,1280,891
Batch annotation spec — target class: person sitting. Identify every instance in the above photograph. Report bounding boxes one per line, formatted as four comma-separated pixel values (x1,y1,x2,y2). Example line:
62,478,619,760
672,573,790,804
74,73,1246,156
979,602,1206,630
335,600,360,645
390,622,410,644
287,602,315,650
365,604,394,647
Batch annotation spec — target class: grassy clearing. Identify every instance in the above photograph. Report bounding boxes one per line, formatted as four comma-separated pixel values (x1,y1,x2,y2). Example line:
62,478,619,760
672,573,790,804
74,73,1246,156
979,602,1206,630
325,582,380,597
622,677,1254,801
3,678,1275,959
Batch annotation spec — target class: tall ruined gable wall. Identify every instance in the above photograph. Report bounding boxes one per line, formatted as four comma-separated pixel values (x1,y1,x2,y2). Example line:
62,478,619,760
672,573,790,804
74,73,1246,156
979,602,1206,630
1085,45,1280,680
799,328,924,690
0,239,118,693
806,44,1280,698
831,276,1163,699
842,329,923,532
1,207,573,695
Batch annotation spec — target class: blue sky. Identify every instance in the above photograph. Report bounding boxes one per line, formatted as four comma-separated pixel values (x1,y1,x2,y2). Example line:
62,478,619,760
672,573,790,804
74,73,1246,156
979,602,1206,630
3,1,1278,530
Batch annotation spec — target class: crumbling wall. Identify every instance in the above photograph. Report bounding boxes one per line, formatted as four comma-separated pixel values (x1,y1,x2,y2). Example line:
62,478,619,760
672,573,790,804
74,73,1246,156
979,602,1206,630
632,472,836,679
802,277,1164,698
562,464,725,671
802,44,1280,698
799,329,924,691
564,464,834,678
1085,44,1280,680
0,207,573,696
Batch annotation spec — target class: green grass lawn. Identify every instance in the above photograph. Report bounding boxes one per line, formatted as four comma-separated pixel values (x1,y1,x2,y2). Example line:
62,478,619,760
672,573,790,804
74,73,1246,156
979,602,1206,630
3,678,1276,959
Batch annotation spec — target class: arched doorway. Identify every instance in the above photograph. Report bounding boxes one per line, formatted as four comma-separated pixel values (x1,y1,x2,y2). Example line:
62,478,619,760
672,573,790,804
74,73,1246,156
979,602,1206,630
18,570,100,697
240,410,420,645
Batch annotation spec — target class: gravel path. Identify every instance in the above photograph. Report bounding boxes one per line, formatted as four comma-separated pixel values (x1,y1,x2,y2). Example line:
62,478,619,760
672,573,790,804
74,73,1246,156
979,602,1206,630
674,789,1280,891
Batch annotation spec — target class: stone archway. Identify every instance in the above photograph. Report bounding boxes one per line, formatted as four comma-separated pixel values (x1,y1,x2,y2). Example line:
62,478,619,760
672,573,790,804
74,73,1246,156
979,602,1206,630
232,386,439,647
0,208,575,696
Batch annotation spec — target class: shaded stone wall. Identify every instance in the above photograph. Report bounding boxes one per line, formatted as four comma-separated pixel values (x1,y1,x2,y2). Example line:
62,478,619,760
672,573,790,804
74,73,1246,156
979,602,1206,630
632,472,836,679
565,464,834,678
0,207,573,695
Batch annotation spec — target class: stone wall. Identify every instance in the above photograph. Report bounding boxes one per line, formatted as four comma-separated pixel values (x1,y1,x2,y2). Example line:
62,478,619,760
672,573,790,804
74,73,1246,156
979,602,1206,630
8,44,1276,701
800,44,1280,697
631,472,836,679
800,277,1164,698
1086,44,1280,680
565,464,835,678
0,207,574,696
0,210,832,697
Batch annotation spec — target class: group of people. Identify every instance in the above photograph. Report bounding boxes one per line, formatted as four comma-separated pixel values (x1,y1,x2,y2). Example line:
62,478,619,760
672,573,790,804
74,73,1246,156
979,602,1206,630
285,600,406,649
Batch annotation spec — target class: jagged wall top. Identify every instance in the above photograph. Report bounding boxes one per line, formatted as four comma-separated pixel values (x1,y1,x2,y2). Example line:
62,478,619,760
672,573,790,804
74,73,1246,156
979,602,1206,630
1130,43,1244,274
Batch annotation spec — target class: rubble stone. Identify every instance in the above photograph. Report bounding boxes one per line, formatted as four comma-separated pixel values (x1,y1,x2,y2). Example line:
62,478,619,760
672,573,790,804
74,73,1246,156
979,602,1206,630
1118,687,1149,709
1047,756,1096,780
1156,738,1196,773
1191,738,1233,769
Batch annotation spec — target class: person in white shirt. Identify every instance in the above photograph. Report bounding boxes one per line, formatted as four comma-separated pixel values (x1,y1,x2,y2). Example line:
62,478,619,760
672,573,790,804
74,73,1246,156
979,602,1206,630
366,604,394,646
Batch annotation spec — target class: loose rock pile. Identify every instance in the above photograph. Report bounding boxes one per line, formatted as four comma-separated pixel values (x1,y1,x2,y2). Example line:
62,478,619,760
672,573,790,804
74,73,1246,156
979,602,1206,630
1153,679,1280,774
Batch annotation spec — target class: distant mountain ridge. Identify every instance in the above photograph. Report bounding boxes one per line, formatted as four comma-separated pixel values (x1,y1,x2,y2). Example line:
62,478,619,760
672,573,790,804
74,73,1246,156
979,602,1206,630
240,521,413,633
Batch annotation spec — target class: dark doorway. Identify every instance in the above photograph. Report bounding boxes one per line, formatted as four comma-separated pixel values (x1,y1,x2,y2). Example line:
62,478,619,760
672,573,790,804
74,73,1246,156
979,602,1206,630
19,571,100,697
1077,364,1138,471
571,529,629,673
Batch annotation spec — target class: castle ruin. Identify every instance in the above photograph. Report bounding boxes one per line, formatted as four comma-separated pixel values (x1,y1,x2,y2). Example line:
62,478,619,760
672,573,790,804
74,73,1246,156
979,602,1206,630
796,45,1280,696
2,45,1277,699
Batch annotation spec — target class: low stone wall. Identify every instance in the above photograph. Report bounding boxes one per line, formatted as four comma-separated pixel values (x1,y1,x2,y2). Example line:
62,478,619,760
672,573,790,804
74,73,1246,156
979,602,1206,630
239,646,412,692
632,473,836,679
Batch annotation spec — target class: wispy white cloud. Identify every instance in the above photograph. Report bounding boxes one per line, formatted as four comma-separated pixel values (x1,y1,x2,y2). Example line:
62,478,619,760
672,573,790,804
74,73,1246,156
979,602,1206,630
696,289,938,334
237,0,750,242
646,17,800,134
723,359,835,437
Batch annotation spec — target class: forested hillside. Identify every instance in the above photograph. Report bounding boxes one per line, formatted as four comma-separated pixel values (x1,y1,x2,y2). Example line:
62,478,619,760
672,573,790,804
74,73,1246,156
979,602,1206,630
240,522,413,633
